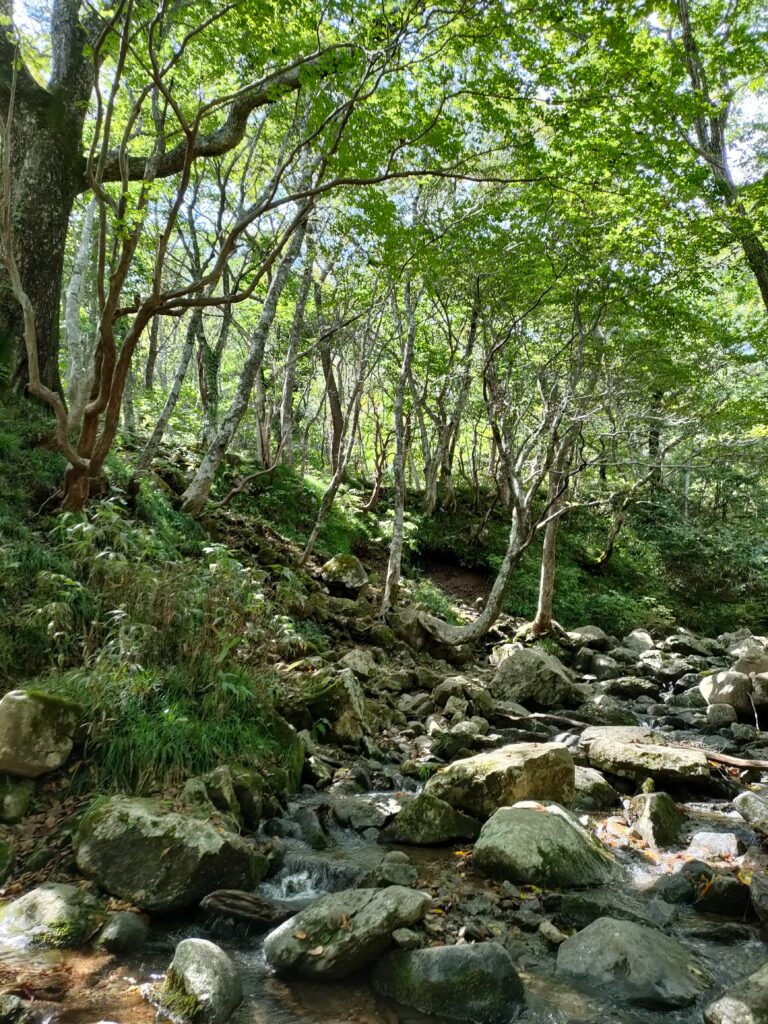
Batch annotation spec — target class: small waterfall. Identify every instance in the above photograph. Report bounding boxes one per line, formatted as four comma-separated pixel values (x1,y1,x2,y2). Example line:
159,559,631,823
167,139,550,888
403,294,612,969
261,851,366,904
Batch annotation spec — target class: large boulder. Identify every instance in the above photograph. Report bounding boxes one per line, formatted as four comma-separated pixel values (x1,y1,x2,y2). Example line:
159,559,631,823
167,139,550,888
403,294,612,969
320,554,368,592
157,939,242,1024
1,883,106,948
623,629,655,654
699,671,753,719
556,917,710,1008
381,792,480,845
704,963,768,1024
371,942,525,1024
424,743,574,819
568,626,611,651
581,726,710,785
74,796,268,912
491,648,576,708
473,802,619,888
263,886,430,979
0,691,79,778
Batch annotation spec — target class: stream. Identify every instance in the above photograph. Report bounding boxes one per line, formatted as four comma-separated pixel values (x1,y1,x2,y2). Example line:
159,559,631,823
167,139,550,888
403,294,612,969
2,786,765,1024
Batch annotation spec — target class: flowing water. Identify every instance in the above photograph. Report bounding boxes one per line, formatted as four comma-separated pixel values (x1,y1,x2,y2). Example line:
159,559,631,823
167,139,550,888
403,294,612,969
2,793,766,1024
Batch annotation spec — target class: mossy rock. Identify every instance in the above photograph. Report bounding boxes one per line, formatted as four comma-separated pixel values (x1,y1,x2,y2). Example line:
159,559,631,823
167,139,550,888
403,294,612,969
74,796,269,912
1,883,106,948
0,776,34,823
320,554,368,591
372,942,524,1024
0,690,80,778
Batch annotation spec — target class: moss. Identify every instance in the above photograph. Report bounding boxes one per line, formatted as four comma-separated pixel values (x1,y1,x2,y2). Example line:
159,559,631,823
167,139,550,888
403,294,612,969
159,968,202,1023
23,689,81,714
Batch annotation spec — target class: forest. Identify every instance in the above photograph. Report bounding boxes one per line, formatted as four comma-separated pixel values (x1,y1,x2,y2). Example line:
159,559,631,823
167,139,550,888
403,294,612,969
0,0,768,1023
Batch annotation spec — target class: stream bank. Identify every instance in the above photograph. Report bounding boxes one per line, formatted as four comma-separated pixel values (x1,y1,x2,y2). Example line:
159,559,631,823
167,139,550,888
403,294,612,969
3,583,768,1024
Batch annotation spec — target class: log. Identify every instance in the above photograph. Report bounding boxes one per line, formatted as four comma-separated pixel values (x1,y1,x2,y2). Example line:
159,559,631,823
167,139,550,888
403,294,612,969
200,890,294,927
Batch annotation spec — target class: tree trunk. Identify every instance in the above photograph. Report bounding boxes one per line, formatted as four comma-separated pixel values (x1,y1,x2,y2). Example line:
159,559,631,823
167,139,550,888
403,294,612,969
64,196,96,410
280,247,313,466
419,505,530,644
530,466,566,635
122,365,137,436
135,309,201,473
3,104,81,394
381,280,417,615
144,316,161,389
180,222,307,513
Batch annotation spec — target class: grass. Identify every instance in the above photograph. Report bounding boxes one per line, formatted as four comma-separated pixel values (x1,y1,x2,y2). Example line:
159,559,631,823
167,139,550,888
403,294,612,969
29,661,292,793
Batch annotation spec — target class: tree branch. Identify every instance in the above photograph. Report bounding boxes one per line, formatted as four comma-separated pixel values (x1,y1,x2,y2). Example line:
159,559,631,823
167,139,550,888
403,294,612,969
89,44,356,190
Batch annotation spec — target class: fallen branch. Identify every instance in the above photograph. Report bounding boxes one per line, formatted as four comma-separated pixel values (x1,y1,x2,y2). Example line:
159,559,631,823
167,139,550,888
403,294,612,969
210,438,286,509
494,710,590,730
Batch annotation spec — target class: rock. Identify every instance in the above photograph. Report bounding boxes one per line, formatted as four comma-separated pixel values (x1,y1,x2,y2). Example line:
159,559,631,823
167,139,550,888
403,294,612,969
381,792,480,845
473,801,619,888
555,889,666,930
648,861,751,916
623,629,655,653
389,607,429,650
568,626,611,651
700,671,753,718
0,995,38,1024
573,766,620,811
688,831,743,860
95,912,150,953
332,794,400,830
734,791,768,837
732,722,759,743
704,963,768,1024
0,776,34,823
556,917,710,1008
263,886,431,979
339,648,377,679
638,651,694,681
601,677,660,700
320,554,368,591
0,690,79,778
330,668,368,745
707,704,738,727
290,806,327,849
202,766,241,818
539,919,568,945
229,766,263,829
424,742,574,819
590,655,623,681
1,883,105,948
750,874,768,925
74,796,268,912
629,792,686,849
734,652,768,676
581,726,711,785
158,939,241,1024
579,694,637,725
391,927,421,949
371,942,525,1024
362,853,418,888
491,648,576,708
659,632,714,657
